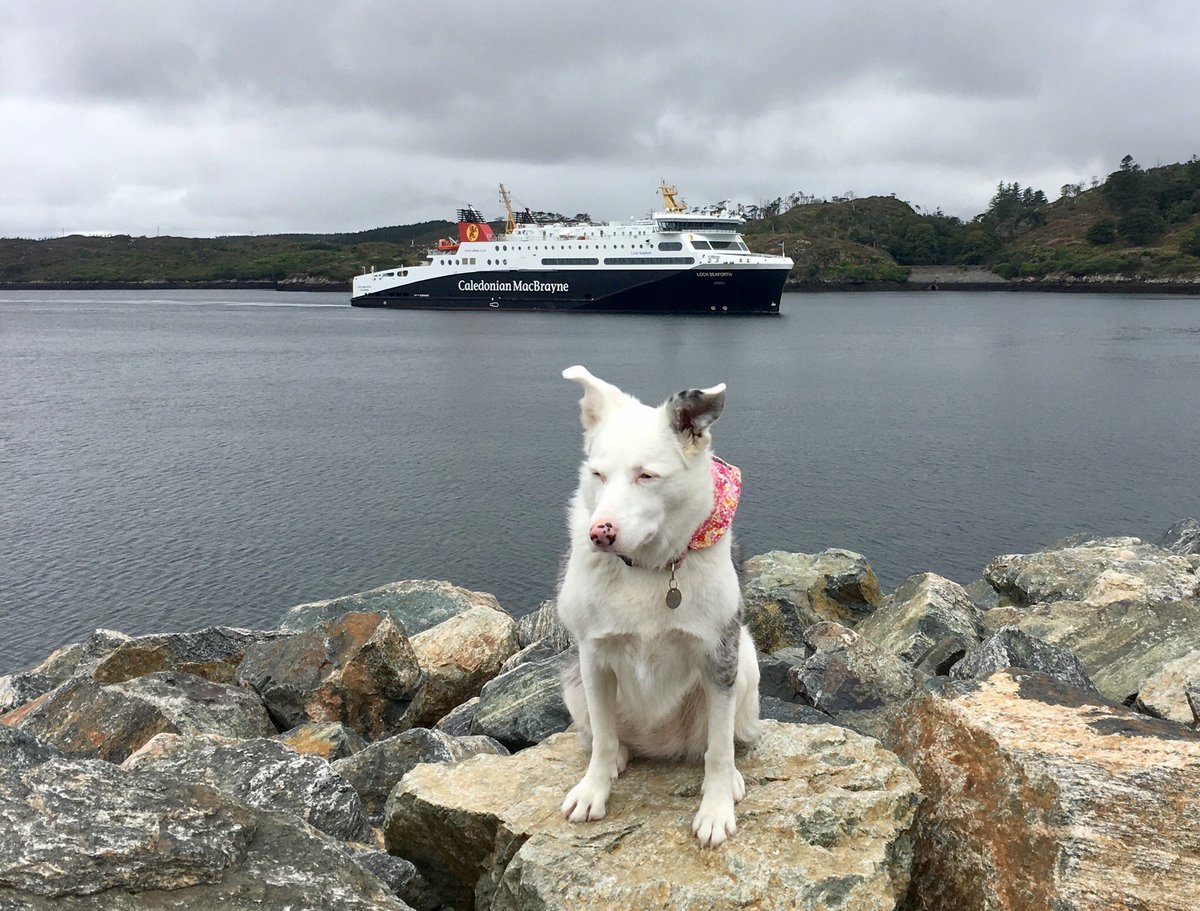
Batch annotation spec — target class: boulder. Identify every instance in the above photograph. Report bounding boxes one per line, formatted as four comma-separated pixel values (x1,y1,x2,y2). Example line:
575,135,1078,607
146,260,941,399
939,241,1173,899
515,600,573,651
123,733,371,842
434,697,480,737
383,721,920,911
332,727,508,820
3,672,277,763
983,535,1199,607
0,756,413,910
404,605,520,729
0,629,131,713
786,622,925,739
950,626,1098,693
236,611,423,740
757,646,812,701
274,721,368,761
742,549,884,652
280,579,503,637
1133,648,1200,724
497,637,560,674
0,726,64,771
470,650,574,751
891,669,1200,911
342,845,436,911
980,598,1200,704
90,626,293,685
758,695,831,726
1156,517,1200,556
855,572,983,665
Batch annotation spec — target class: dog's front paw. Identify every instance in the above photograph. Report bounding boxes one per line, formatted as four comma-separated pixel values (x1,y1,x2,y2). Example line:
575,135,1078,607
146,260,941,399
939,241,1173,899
692,794,737,848
561,776,611,822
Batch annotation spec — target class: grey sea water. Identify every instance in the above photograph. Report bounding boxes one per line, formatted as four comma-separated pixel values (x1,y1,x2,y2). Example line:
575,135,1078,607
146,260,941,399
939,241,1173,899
2,289,1199,673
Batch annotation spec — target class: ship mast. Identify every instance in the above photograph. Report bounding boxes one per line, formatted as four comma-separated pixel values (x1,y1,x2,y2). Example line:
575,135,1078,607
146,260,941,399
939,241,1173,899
499,183,517,235
659,180,687,212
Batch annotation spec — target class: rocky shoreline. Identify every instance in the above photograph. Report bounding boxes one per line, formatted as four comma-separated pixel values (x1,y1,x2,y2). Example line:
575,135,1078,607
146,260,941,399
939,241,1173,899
2,524,1198,910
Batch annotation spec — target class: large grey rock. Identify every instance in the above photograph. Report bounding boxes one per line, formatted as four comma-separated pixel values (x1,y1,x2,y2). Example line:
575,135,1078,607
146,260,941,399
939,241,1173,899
516,599,573,651
342,845,435,911
742,549,884,652
951,626,1098,693
434,697,480,737
856,572,983,665
981,598,1200,704
5,672,277,763
331,727,507,820
0,726,64,771
280,579,504,637
787,622,926,717
89,626,294,685
983,535,1199,607
470,650,574,750
384,721,920,911
892,669,1200,911
1156,517,1200,556
0,757,413,910
403,604,520,729
124,733,371,843
0,629,132,713
236,611,423,740
1133,648,1200,724
757,646,812,701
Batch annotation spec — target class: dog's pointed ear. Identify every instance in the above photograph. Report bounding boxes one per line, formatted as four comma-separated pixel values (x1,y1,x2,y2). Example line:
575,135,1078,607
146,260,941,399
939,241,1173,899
563,365,631,431
667,384,726,448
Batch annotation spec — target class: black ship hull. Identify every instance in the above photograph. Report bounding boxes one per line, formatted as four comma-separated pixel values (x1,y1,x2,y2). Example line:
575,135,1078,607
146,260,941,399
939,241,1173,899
350,266,787,314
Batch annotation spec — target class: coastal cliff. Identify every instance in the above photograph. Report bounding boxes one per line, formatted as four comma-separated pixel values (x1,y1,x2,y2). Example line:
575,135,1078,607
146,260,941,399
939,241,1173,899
2,522,1198,910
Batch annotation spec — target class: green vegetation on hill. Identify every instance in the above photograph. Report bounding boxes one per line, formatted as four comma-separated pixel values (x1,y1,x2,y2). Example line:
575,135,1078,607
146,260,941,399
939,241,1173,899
3,156,1199,287
740,155,1200,283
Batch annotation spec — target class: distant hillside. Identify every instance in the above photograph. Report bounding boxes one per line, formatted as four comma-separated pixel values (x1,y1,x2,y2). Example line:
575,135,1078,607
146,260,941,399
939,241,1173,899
740,155,1200,284
3,155,1199,288
0,222,454,286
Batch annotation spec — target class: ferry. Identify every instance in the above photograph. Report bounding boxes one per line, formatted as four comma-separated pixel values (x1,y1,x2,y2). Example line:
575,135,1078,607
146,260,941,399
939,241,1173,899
350,182,792,314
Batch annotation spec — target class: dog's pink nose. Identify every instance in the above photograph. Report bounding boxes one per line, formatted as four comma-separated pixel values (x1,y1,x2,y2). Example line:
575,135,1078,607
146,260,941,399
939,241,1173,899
589,521,618,550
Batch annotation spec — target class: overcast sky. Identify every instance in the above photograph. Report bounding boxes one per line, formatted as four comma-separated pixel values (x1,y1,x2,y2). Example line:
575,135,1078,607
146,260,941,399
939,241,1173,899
3,1,1198,238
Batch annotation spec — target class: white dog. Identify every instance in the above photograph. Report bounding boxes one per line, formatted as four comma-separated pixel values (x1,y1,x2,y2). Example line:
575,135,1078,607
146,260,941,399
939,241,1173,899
555,366,762,847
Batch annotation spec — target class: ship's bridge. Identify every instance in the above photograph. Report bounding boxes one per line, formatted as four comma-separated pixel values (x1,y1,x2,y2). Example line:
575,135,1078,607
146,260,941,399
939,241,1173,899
653,214,743,233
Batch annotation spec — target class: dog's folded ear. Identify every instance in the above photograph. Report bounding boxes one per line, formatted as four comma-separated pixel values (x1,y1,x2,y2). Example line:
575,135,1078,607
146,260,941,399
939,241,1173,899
667,384,726,448
563,365,632,431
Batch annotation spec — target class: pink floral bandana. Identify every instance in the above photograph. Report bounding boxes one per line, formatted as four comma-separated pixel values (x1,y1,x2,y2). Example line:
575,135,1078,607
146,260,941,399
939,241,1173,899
688,456,742,551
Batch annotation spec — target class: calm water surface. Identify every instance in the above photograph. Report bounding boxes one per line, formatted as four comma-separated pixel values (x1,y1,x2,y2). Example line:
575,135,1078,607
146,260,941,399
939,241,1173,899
2,289,1199,672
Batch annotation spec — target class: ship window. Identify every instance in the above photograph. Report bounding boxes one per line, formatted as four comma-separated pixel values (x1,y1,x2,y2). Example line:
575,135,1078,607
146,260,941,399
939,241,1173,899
604,256,695,266
542,257,599,266
658,241,683,251
691,240,712,250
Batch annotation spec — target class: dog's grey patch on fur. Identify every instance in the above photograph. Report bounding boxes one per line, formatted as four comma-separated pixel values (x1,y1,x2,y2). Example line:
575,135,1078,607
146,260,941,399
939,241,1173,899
560,652,582,688
707,616,741,689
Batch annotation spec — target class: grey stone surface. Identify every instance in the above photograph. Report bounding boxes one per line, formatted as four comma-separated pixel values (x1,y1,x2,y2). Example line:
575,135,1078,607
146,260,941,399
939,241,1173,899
787,622,926,714
984,535,1199,607
856,572,983,665
384,722,919,911
1156,517,1200,556
0,726,65,772
279,579,504,636
741,549,884,652
470,650,575,750
124,733,371,843
516,599,573,651
951,626,1098,693
433,696,480,737
331,727,507,819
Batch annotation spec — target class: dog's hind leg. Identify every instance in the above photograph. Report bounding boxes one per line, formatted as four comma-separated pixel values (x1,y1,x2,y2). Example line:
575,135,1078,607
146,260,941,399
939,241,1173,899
561,644,623,823
692,617,745,848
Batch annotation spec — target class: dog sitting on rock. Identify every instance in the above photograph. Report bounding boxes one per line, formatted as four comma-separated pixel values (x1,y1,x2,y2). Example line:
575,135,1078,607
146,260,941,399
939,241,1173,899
555,366,762,847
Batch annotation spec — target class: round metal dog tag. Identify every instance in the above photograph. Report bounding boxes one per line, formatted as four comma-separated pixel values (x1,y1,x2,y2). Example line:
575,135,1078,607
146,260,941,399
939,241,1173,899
665,587,682,609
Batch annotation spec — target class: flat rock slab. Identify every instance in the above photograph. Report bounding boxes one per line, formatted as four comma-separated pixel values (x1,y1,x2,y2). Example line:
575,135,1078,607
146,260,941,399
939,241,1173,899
279,579,505,637
892,669,1200,911
384,721,920,911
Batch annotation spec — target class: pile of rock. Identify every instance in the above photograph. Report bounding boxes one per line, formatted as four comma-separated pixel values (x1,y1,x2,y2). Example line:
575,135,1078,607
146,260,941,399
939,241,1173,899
1,521,1197,910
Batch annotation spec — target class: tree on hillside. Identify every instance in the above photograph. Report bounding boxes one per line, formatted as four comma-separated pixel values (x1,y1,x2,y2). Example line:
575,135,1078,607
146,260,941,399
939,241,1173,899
978,182,1047,239
1117,208,1165,246
1104,155,1151,214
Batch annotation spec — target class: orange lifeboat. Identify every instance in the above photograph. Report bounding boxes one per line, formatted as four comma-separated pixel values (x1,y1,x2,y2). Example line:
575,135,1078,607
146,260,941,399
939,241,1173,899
437,238,460,253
